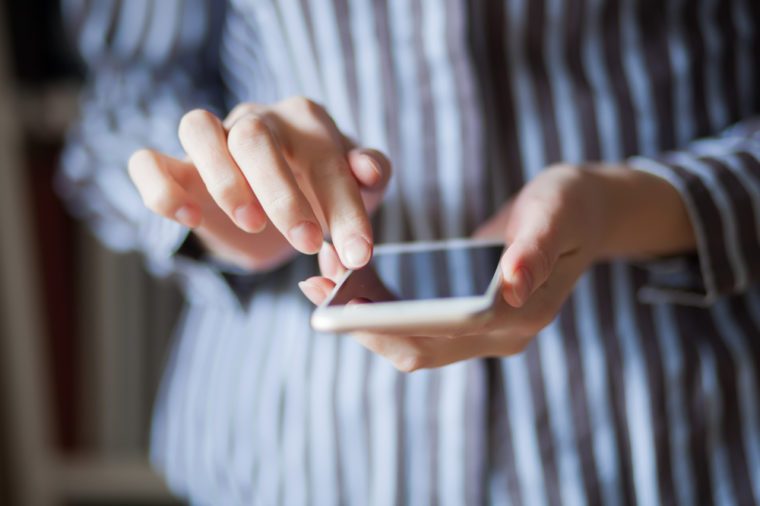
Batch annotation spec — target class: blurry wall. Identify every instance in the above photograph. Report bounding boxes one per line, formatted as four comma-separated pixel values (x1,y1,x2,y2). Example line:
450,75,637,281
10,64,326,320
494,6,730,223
1,381,11,504
1,0,184,503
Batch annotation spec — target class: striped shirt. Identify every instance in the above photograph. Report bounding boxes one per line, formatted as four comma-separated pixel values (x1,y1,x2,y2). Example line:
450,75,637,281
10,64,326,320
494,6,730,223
59,0,760,504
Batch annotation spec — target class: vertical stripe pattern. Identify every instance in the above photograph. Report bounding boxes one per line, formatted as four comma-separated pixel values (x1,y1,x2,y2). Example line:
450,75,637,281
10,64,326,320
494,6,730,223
60,0,760,504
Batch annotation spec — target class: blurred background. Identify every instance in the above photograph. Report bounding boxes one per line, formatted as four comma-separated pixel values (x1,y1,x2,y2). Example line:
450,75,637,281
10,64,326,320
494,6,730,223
0,1,183,504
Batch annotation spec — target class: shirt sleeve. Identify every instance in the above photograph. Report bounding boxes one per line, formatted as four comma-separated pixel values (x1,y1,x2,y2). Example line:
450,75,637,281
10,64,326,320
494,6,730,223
628,117,760,306
58,0,245,307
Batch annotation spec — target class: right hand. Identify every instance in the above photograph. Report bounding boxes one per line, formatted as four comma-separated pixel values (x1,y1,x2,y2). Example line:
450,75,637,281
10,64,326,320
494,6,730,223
127,97,392,271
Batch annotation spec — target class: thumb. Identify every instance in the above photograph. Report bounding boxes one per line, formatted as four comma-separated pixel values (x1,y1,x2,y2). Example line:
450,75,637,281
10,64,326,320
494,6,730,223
500,227,562,308
473,200,515,239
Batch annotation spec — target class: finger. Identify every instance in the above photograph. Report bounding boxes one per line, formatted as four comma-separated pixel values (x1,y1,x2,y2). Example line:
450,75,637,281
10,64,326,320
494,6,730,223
318,242,346,282
298,276,335,305
222,103,263,129
346,148,392,191
351,333,471,372
348,148,392,216
352,333,423,371
305,152,374,270
273,99,374,267
128,149,202,228
500,226,562,308
270,97,375,267
226,112,324,254
178,109,267,233
472,200,515,239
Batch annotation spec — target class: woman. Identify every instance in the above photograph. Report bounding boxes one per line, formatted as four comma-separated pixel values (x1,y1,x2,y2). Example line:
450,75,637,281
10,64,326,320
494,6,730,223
61,0,760,504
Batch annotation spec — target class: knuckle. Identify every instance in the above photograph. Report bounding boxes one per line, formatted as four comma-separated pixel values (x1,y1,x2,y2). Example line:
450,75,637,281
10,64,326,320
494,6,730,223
528,243,552,280
208,176,242,205
286,95,325,117
229,102,258,119
227,114,272,156
333,208,369,233
228,114,272,151
305,156,344,180
179,109,218,139
266,190,301,216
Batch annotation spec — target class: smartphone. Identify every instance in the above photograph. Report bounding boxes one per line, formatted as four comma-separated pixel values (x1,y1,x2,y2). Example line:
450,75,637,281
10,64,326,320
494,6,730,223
311,238,505,333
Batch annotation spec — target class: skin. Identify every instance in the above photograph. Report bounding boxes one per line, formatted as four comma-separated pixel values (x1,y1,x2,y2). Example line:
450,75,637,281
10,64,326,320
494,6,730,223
300,165,697,372
129,97,696,373
128,97,391,272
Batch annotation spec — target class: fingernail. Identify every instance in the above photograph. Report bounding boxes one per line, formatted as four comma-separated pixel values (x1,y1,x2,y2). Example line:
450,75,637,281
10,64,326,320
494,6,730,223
509,267,532,306
298,281,324,304
342,236,371,268
363,154,383,183
234,203,265,233
288,221,323,254
174,206,200,228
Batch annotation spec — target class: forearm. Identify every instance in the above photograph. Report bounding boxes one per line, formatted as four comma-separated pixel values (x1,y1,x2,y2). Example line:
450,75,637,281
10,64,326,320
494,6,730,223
588,166,696,260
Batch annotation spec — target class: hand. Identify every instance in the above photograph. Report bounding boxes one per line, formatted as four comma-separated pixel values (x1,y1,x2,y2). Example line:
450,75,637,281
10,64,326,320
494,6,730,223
127,97,391,271
300,165,601,370
299,164,695,371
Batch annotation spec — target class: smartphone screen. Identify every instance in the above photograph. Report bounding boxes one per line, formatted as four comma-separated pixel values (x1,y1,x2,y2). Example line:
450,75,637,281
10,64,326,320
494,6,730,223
326,242,504,306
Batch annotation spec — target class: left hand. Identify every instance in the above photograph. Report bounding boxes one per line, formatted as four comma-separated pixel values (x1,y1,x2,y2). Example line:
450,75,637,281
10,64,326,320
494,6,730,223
299,164,694,371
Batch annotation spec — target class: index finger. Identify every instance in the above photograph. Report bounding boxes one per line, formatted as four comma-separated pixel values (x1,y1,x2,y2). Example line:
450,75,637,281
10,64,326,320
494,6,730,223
305,155,374,269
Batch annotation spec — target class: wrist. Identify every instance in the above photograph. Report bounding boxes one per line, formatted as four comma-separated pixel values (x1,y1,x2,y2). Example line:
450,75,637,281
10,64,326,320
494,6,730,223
586,164,696,260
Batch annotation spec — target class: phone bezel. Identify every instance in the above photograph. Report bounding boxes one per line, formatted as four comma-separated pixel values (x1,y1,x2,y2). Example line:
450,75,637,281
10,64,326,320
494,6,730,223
311,238,505,333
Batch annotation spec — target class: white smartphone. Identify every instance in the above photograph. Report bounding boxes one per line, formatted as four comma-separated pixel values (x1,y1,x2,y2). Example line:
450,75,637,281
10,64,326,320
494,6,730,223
311,238,505,333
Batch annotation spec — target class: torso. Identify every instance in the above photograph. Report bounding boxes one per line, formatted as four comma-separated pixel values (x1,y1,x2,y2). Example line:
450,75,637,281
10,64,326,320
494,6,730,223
151,1,760,504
